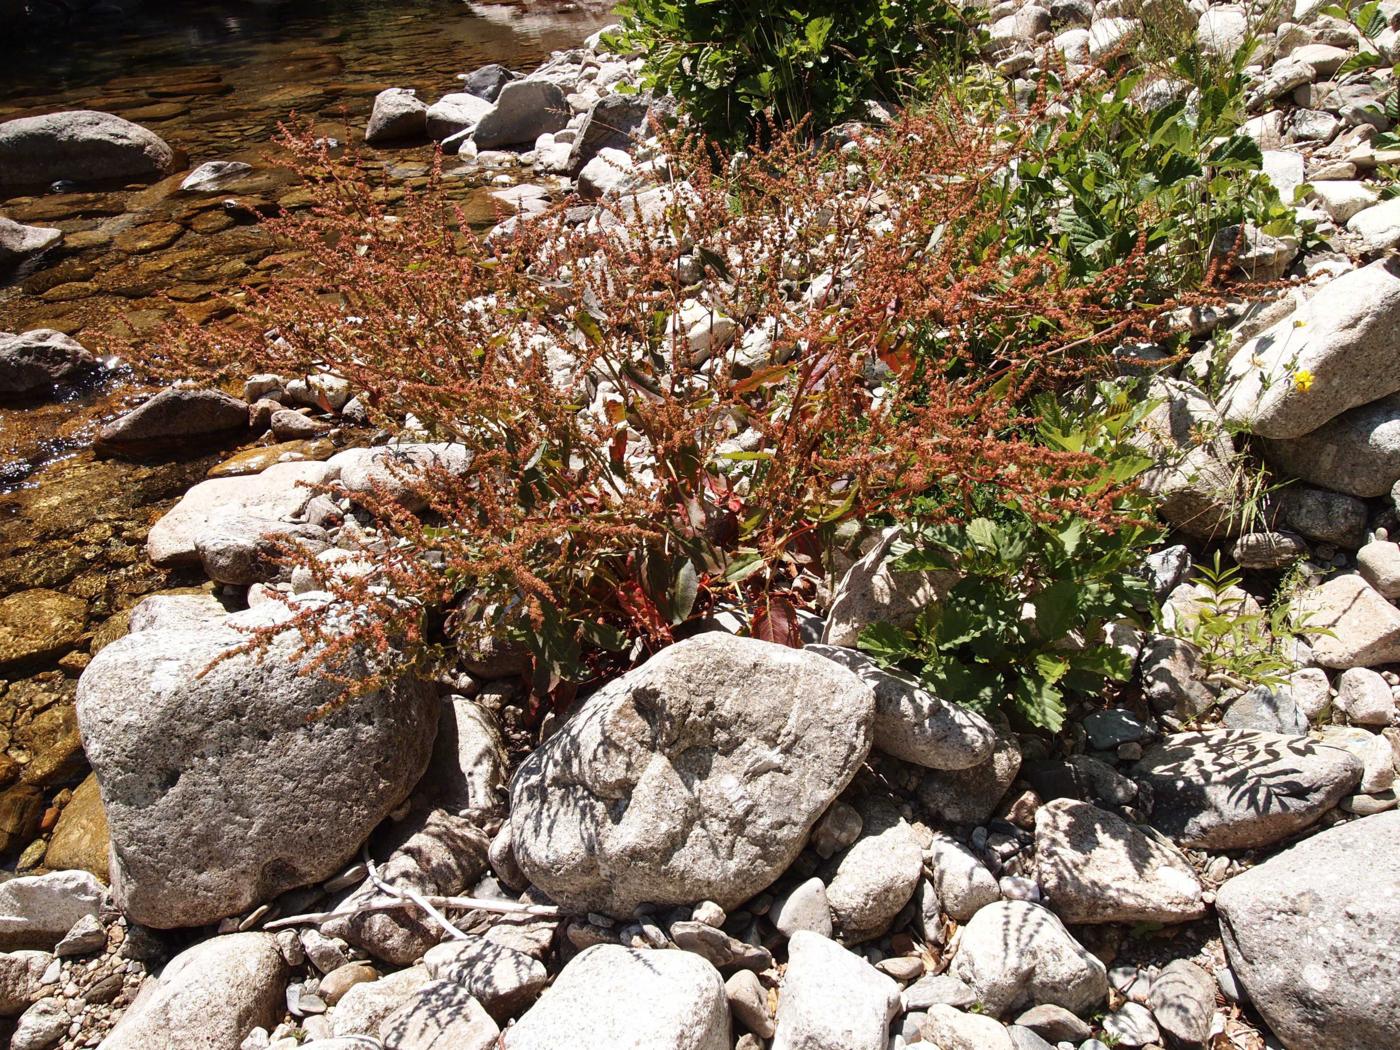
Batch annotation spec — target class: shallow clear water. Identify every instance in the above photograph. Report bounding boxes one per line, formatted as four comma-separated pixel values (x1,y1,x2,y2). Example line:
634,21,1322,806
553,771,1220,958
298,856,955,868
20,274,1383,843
0,0,609,868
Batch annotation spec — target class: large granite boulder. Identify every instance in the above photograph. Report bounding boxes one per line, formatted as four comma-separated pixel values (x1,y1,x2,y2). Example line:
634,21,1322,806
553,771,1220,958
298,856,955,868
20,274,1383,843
1263,392,1400,498
1217,810,1400,1050
0,110,175,189
1133,730,1360,849
1296,573,1400,668
470,79,568,150
75,600,438,928
1219,259,1400,439
509,633,875,916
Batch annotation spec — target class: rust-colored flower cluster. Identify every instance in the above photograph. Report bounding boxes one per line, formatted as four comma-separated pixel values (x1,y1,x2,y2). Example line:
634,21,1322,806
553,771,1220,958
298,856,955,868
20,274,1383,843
134,97,1225,704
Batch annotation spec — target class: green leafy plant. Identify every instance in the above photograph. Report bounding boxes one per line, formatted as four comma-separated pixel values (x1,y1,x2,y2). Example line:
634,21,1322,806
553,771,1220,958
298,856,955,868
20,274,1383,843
857,384,1162,732
1171,551,1311,691
991,41,1294,285
608,0,975,144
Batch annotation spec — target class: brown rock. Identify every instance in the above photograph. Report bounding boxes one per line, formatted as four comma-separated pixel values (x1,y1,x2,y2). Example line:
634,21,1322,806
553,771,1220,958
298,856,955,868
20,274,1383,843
44,774,111,882
0,589,87,671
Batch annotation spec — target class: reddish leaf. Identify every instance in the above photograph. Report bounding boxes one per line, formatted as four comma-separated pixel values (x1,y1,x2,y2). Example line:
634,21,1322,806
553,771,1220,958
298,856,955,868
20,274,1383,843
753,595,803,648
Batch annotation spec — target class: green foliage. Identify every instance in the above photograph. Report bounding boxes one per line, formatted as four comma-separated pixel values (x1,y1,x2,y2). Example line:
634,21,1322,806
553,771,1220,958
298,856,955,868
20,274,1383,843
858,385,1162,732
1170,552,1312,692
989,44,1294,285
609,0,975,144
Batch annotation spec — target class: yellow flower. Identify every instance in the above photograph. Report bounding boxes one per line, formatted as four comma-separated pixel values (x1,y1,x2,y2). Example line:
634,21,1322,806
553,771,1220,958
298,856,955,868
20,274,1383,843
1294,369,1315,393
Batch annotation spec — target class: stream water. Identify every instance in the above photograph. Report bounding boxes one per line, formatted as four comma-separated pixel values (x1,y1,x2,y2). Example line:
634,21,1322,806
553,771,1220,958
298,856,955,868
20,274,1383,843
0,0,609,871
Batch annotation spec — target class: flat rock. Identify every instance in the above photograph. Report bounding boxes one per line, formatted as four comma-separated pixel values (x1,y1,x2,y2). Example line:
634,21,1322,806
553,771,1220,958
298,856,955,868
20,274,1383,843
771,931,899,1050
0,329,97,398
1297,574,1400,668
504,944,729,1050
1133,730,1361,849
95,387,249,456
147,459,337,566
807,645,995,769
952,901,1108,1018
1217,810,1400,1050
919,1004,1015,1050
1219,259,1400,439
179,160,253,192
42,773,109,881
1035,799,1206,924
1148,960,1216,1048
509,633,874,916
100,933,287,1050
378,979,500,1050
422,938,547,1020
0,109,174,189
76,603,438,928
0,871,103,951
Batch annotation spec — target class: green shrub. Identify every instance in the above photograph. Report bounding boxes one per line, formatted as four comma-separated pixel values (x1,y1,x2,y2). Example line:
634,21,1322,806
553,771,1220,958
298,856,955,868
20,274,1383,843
858,383,1162,732
609,0,974,144
989,44,1294,286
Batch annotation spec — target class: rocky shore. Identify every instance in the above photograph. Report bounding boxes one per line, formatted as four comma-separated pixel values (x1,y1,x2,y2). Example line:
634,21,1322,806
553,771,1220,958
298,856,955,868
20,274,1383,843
3,3,1400,1050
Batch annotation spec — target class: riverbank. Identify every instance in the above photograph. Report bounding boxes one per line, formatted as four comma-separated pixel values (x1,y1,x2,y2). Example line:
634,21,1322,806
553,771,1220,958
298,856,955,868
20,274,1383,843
4,2,1400,1049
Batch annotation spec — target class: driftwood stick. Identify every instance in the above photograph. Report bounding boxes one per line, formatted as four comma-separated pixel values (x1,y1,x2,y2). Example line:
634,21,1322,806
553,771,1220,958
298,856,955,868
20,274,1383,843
264,894,565,931
363,846,470,943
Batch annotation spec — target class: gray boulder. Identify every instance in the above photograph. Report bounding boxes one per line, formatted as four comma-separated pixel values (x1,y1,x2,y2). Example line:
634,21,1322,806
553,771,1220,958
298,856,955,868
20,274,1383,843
1278,485,1368,548
147,459,337,566
100,933,288,1050
1263,392,1400,498
1223,684,1308,735
193,513,328,585
471,80,568,150
1148,960,1216,1049
509,633,874,916
504,944,729,1050
1219,259,1400,439
0,329,96,398
952,900,1108,1017
1297,574,1400,668
366,88,428,144
918,731,1022,825
920,1004,1016,1050
1133,378,1242,539
1217,810,1400,1050
566,93,653,174
926,833,1002,922
422,939,547,1021
95,387,249,456
75,603,438,928
824,798,924,943
0,110,175,189
425,92,493,141
1133,730,1361,849
462,63,516,102
0,951,51,1017
771,931,899,1050
1034,799,1206,924
0,218,62,281
379,980,500,1049
807,645,995,769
